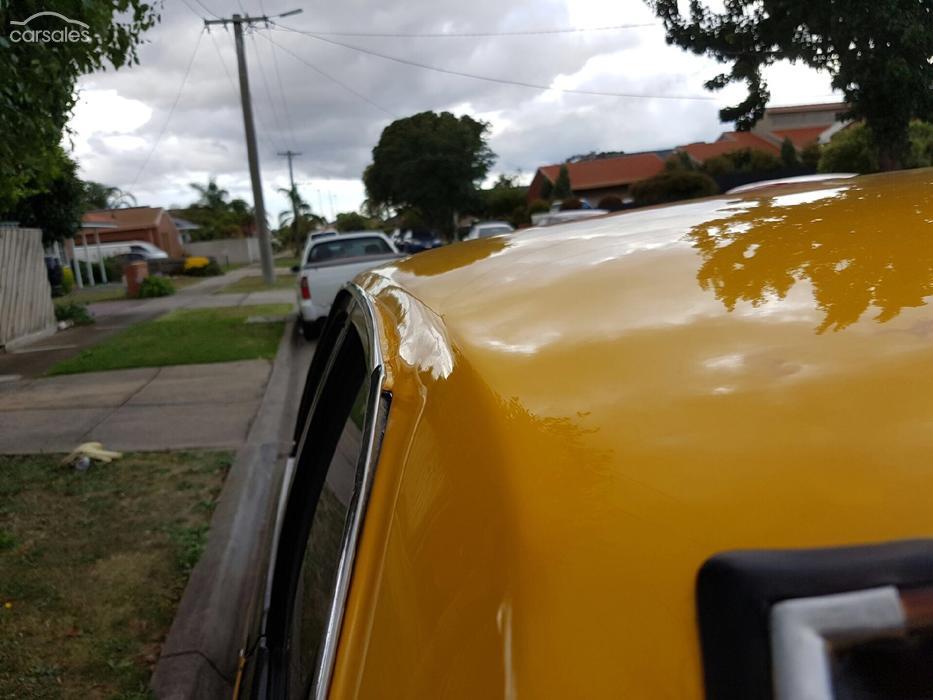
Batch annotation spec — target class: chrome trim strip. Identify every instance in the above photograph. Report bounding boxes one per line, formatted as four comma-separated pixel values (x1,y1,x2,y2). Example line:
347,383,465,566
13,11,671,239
312,282,387,700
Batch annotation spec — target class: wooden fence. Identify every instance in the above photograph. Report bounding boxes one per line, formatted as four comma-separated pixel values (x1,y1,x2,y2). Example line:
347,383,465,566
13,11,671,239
0,227,55,349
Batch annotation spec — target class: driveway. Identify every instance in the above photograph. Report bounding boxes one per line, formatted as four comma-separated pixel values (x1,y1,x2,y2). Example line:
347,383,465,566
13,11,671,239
0,359,273,453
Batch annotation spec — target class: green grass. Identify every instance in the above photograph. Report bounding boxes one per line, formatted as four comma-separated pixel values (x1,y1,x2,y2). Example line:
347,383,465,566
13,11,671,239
0,450,231,699
47,304,292,376
61,277,199,304
216,274,296,294
274,256,302,270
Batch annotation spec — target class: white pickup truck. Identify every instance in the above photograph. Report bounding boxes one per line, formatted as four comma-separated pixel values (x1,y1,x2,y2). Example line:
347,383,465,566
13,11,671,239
293,231,401,339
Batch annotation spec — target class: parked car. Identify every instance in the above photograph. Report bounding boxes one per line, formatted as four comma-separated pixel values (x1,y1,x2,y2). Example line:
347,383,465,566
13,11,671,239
463,220,514,240
72,239,168,262
238,169,933,699
292,232,400,339
397,227,443,254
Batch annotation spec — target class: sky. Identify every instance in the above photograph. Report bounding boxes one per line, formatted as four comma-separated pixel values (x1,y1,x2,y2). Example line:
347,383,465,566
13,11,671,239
67,0,841,222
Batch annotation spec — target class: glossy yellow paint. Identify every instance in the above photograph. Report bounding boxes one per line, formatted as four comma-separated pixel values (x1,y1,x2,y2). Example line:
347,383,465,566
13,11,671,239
332,169,933,698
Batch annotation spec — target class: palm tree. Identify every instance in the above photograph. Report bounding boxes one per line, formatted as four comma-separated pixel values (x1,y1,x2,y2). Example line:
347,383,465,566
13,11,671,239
189,177,229,210
82,182,137,210
278,185,323,255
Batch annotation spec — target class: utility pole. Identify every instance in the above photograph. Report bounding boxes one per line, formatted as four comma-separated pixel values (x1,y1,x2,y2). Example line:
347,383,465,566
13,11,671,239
205,9,301,284
278,149,302,252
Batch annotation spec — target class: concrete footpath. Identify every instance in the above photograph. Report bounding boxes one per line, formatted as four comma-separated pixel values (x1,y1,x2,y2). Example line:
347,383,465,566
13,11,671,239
0,359,273,453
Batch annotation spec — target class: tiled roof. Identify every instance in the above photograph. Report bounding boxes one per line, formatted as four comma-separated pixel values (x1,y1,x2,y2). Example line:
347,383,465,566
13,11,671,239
771,126,831,148
765,102,846,116
82,207,163,229
537,153,666,190
676,131,780,162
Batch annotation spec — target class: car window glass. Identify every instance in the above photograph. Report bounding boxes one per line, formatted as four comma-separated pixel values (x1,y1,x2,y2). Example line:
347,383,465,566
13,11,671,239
282,327,369,698
480,226,511,237
307,238,390,263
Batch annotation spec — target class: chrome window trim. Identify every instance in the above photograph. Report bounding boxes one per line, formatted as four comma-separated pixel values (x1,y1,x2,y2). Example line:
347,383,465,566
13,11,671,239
310,282,387,700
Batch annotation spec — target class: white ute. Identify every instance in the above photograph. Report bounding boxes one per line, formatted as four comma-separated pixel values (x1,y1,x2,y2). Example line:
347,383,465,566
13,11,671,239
293,231,400,339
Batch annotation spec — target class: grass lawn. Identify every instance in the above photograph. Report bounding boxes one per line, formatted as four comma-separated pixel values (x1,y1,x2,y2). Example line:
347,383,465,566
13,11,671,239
216,274,295,294
47,304,292,376
59,277,199,305
274,256,301,270
0,450,231,699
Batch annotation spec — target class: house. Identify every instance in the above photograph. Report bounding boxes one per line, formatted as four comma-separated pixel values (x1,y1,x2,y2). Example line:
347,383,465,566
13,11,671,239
80,207,185,258
171,216,200,244
677,102,850,165
752,101,849,148
527,152,668,204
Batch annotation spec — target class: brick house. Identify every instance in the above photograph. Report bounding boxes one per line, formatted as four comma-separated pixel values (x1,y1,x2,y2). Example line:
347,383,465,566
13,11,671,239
527,152,668,204
80,207,186,258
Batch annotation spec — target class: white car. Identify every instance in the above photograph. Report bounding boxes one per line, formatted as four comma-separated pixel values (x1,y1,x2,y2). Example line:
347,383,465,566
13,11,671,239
464,221,514,240
294,232,400,339
73,240,169,262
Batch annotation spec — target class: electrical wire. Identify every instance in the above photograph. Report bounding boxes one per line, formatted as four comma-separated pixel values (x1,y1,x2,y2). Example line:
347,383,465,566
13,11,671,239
190,0,221,19
248,31,288,151
270,22,717,101
131,28,205,186
258,31,397,117
288,22,660,38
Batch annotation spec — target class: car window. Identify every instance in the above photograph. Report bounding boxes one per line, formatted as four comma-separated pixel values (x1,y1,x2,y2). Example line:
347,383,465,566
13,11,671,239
274,324,371,698
307,237,390,263
479,225,512,237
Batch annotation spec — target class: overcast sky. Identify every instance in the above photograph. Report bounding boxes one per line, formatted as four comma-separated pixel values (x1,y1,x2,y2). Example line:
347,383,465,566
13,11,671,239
67,0,840,221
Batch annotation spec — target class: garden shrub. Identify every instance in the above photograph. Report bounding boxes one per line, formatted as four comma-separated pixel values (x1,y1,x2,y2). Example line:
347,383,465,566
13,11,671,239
137,276,175,298
54,301,94,326
61,267,75,294
183,256,222,277
559,197,584,211
528,198,550,215
597,195,625,211
631,171,719,207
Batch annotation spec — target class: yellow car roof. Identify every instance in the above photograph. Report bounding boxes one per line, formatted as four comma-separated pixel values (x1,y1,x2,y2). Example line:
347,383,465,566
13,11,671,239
337,168,933,699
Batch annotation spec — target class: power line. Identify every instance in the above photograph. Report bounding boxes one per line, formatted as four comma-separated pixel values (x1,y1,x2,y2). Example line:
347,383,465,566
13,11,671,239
247,31,287,150
132,28,205,186
258,31,397,117
270,22,717,101
266,28,298,146
286,22,660,38
190,0,221,19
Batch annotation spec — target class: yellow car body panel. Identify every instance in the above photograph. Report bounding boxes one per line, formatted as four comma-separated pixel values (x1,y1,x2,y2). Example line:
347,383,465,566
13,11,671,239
332,169,933,698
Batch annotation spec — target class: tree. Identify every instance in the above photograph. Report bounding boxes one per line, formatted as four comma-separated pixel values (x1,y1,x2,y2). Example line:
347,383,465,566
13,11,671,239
174,178,258,240
3,147,84,245
335,212,373,232
647,0,933,169
780,138,799,167
818,121,933,173
0,1,161,211
189,178,230,210
478,174,528,220
364,111,495,236
664,151,695,172
553,164,573,199
82,182,137,210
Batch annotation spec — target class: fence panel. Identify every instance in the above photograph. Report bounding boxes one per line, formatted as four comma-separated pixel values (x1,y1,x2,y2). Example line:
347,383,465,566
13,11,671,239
0,227,55,349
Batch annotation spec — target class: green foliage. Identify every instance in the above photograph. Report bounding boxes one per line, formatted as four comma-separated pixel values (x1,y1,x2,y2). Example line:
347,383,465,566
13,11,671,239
54,301,94,326
81,182,136,210
801,142,822,169
701,148,783,176
478,174,528,220
510,204,531,228
553,164,573,199
818,121,933,173
277,185,325,255
539,177,553,200
528,198,550,215
175,178,257,241
780,138,799,167
364,111,495,235
1,147,83,245
597,195,625,211
648,0,933,168
631,171,719,207
559,197,583,211
137,276,175,298
0,1,160,211
665,151,695,172
334,211,374,232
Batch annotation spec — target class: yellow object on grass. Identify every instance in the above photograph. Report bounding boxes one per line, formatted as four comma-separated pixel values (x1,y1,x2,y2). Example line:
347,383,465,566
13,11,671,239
184,256,211,271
